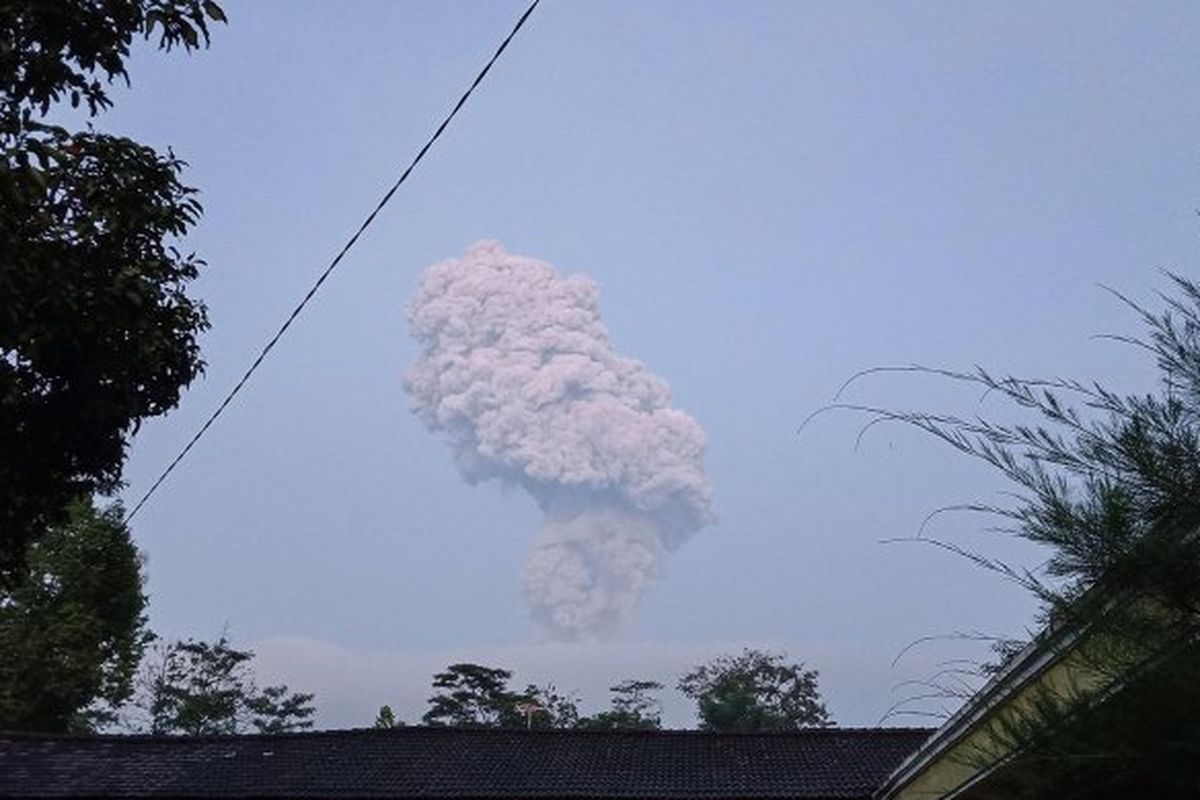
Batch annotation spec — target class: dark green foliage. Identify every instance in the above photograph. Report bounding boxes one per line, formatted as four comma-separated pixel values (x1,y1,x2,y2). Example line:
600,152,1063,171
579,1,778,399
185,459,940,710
423,663,518,728
576,679,663,730
1,125,208,581
136,634,314,735
422,663,579,729
246,683,317,735
839,275,1200,794
374,704,399,728
677,649,831,731
0,498,149,732
0,0,225,584
518,683,580,730
0,0,221,118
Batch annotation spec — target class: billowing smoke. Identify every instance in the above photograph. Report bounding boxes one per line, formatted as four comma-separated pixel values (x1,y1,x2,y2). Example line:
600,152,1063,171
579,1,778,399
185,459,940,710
405,242,715,640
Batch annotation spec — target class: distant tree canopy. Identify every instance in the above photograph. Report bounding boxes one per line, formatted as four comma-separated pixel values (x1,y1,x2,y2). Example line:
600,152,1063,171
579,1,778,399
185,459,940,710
419,657,827,732
677,649,831,731
421,663,579,730
134,634,314,735
422,663,521,728
0,499,149,732
521,684,582,730
374,704,400,729
0,0,225,584
576,680,663,731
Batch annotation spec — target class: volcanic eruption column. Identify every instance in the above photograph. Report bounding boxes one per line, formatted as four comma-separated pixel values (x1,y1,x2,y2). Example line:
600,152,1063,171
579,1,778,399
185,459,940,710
405,242,714,639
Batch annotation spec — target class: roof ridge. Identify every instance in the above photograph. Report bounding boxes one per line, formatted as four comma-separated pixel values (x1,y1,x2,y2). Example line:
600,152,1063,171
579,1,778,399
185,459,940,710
0,725,935,744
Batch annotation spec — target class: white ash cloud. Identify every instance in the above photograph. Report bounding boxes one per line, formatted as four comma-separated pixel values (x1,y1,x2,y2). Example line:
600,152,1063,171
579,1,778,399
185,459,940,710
404,242,715,639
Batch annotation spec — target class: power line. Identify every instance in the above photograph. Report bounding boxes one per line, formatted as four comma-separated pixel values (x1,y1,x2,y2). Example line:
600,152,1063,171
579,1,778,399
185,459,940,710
125,0,541,524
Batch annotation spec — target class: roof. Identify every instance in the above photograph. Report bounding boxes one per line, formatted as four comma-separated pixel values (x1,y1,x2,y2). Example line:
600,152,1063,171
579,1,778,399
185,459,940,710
874,573,1148,800
0,726,932,800
874,633,1066,799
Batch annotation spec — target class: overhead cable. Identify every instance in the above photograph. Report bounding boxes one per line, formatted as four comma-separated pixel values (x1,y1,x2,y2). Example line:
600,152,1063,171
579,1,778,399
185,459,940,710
125,0,542,523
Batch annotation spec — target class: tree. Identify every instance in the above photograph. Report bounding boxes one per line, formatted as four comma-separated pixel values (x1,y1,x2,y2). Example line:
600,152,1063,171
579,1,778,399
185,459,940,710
133,634,314,735
422,663,579,729
577,679,663,731
246,684,317,735
0,498,150,732
677,649,831,731
0,0,225,584
422,663,519,728
835,275,1200,794
517,683,580,730
374,704,399,728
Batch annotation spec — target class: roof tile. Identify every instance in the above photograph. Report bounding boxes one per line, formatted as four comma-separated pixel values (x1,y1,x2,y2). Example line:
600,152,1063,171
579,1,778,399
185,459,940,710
0,727,932,799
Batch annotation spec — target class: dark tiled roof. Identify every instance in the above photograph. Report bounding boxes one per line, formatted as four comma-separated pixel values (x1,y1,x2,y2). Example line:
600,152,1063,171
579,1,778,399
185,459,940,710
0,727,931,800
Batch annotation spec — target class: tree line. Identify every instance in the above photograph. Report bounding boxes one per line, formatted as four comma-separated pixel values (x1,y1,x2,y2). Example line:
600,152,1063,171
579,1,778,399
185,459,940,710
0,474,826,735
0,504,831,737
376,649,831,732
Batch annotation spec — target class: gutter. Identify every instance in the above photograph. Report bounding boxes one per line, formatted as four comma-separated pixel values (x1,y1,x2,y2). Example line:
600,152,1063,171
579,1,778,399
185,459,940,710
873,619,1084,800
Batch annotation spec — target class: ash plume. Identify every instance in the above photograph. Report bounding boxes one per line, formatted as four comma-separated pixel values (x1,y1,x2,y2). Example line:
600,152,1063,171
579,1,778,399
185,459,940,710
404,242,715,640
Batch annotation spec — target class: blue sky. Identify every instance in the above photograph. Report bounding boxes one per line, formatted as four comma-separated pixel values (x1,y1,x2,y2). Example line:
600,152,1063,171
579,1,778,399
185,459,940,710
102,1,1200,727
